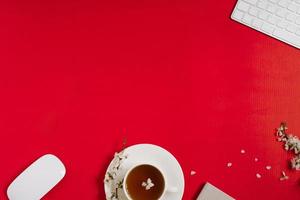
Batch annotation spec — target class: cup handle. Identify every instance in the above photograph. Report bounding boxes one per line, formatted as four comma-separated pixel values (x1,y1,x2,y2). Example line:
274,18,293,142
166,186,178,193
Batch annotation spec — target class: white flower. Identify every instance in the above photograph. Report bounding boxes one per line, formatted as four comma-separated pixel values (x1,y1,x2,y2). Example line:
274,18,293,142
291,156,300,170
142,178,155,190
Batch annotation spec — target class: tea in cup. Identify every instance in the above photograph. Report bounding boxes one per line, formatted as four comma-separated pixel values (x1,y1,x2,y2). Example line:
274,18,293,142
123,163,177,200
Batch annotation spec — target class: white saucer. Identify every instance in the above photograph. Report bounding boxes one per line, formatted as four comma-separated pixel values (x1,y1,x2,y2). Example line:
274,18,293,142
104,144,185,200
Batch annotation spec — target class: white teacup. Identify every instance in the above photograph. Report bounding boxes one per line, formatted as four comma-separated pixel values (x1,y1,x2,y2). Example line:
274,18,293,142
123,163,178,200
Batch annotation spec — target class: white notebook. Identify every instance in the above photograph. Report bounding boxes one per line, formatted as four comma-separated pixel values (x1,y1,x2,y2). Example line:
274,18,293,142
197,182,235,200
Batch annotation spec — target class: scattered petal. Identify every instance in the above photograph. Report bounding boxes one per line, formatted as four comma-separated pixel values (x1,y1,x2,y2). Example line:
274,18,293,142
280,176,289,181
256,173,262,179
280,177,288,181
266,166,272,170
280,171,289,181
190,170,196,176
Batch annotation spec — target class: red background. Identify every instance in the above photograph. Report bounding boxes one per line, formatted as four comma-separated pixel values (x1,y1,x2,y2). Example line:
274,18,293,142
1,0,300,199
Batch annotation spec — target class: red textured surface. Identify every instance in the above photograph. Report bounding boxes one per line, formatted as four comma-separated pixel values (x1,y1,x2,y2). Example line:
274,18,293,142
1,0,300,199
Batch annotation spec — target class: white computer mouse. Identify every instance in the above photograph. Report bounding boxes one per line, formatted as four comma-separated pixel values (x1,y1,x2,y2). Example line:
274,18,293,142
7,154,66,200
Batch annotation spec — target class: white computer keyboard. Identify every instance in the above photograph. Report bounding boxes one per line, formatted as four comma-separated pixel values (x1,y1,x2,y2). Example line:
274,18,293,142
231,0,300,49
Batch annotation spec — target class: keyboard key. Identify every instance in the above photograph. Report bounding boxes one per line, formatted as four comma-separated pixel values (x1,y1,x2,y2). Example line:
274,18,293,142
258,10,269,19
287,3,298,12
267,4,277,13
277,20,289,28
242,14,254,24
273,28,300,46
276,8,287,17
237,1,250,12
278,0,289,8
258,1,268,9
286,23,298,32
296,17,300,25
268,15,280,24
244,0,258,5
232,10,245,20
261,23,275,33
249,7,259,16
252,18,264,28
286,13,297,22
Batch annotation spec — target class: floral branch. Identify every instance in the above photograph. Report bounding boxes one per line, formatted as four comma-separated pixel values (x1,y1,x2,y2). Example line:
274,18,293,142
276,122,300,170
